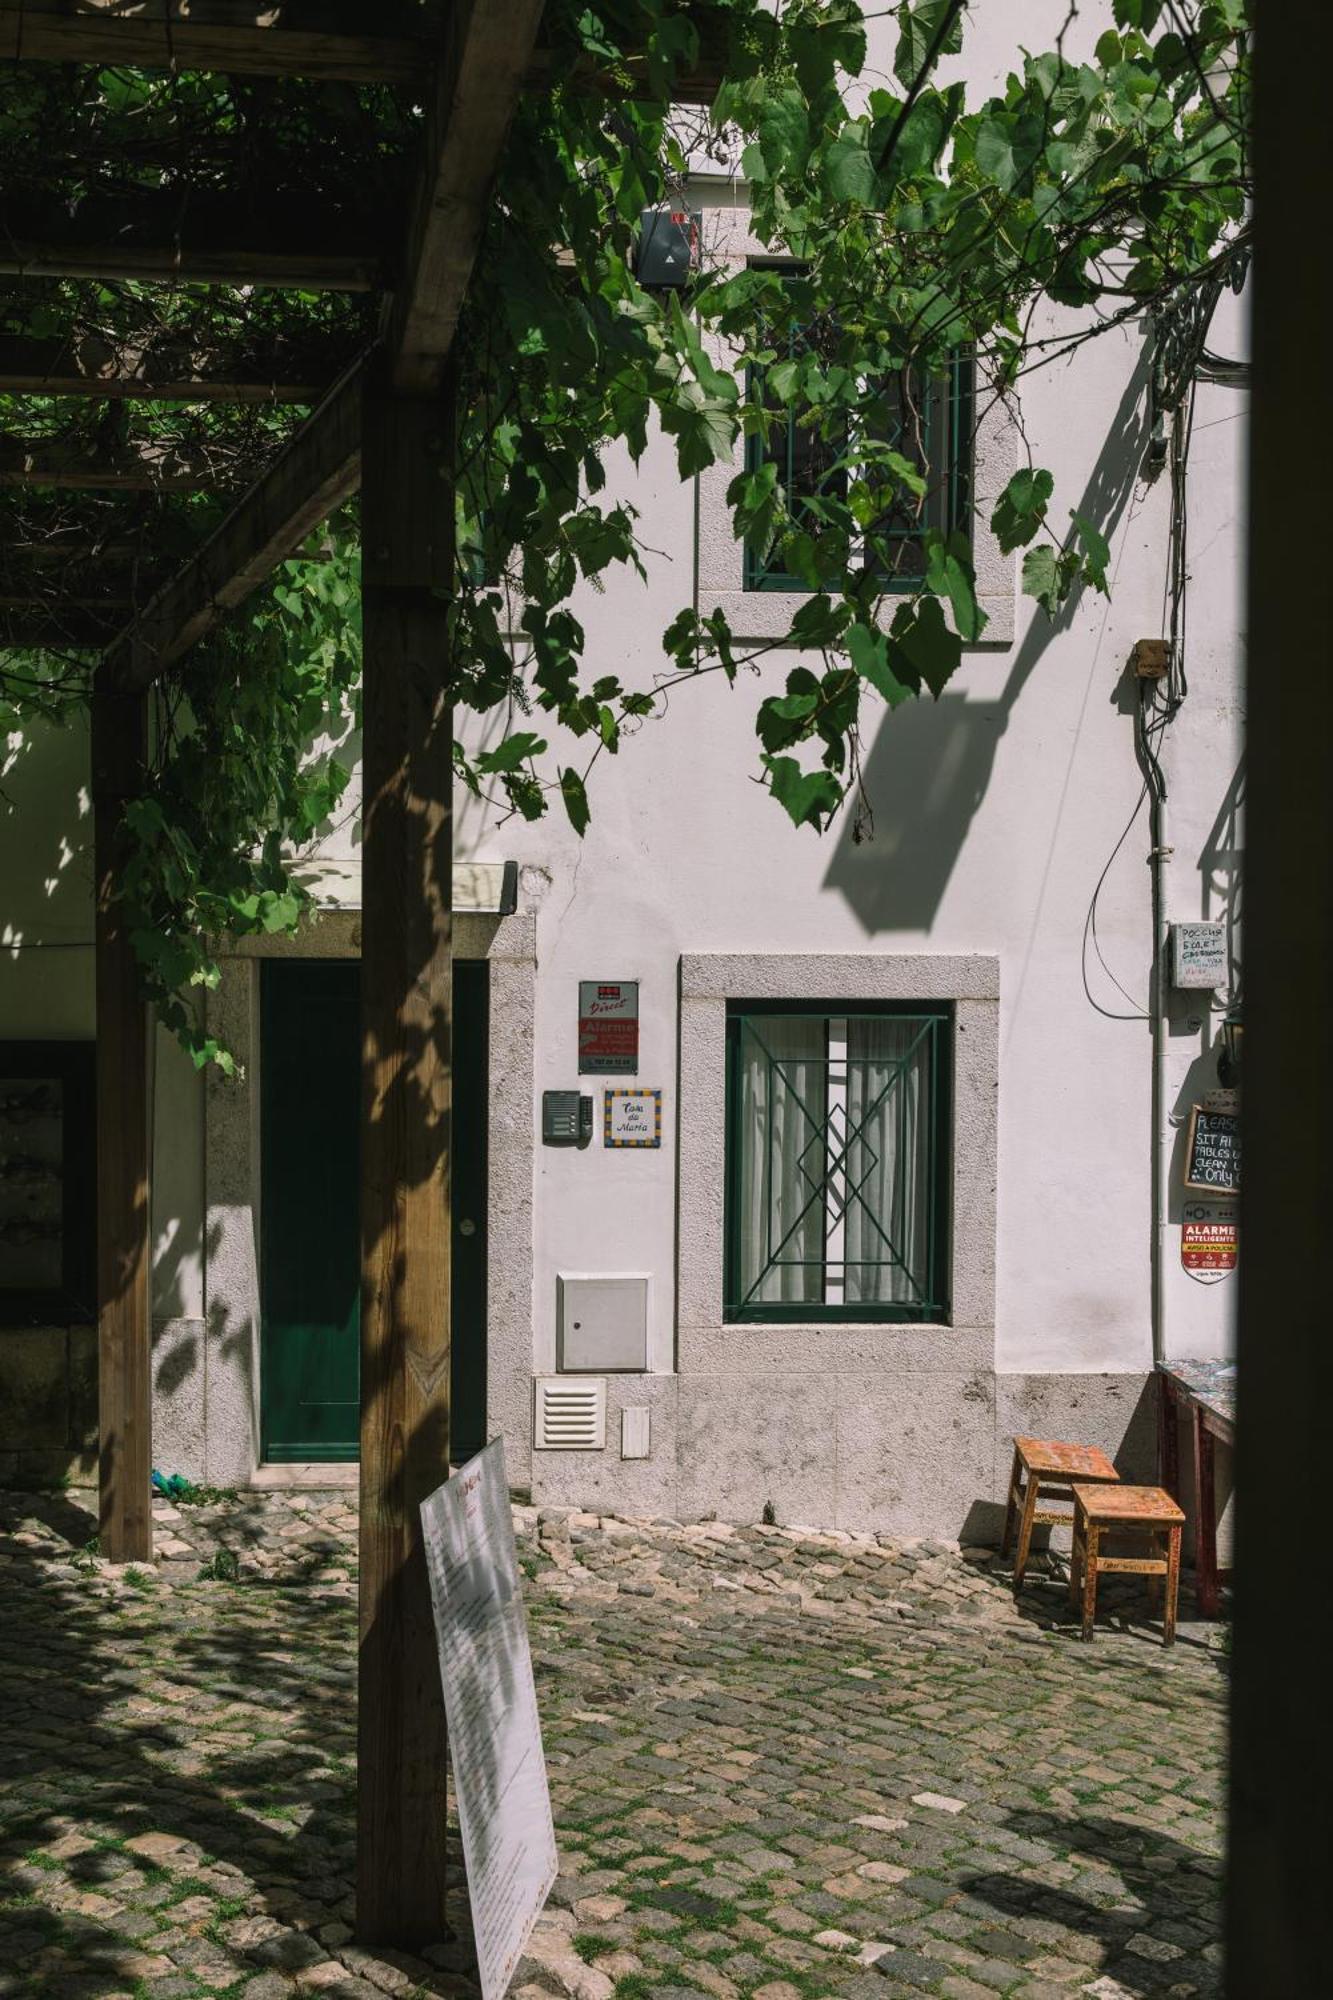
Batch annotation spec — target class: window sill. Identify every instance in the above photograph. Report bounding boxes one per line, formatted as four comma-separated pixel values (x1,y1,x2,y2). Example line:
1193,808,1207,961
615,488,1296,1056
724,1308,953,1327
700,585,1015,647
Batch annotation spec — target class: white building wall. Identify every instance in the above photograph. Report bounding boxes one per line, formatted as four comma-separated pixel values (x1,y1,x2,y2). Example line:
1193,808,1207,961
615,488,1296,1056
442,291,1243,1527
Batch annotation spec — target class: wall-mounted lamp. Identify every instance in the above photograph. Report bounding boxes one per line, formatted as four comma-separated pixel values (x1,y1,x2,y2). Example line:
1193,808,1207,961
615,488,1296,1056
1217,1010,1243,1090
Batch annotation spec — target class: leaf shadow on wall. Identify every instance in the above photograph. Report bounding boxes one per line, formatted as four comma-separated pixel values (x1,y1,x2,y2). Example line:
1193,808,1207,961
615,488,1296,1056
823,349,1152,935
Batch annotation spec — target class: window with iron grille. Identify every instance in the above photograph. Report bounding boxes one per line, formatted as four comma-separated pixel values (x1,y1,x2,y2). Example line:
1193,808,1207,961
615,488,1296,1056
743,328,972,594
724,1003,952,1322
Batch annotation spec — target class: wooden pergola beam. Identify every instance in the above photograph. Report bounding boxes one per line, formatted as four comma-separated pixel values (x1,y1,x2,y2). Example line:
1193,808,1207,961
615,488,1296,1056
0,435,251,491
0,194,387,290
0,333,332,403
0,566,165,611
0,238,380,292
0,609,125,650
103,359,363,688
390,0,548,393
0,592,135,612
0,0,432,85
0,0,724,101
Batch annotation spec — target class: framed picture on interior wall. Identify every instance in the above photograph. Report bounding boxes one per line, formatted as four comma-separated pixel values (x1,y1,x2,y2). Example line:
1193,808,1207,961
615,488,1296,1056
0,1042,96,1325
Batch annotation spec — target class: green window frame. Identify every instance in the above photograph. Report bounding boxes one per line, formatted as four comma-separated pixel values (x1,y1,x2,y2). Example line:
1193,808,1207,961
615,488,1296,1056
724,1001,952,1323
743,338,973,593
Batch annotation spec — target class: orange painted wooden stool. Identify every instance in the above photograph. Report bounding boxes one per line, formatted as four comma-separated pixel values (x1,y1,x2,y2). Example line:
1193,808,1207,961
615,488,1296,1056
1069,1482,1186,1645
1002,1436,1121,1590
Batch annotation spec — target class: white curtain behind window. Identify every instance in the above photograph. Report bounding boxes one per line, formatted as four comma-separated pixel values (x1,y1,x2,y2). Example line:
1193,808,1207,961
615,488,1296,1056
843,1017,932,1305
735,1016,826,1306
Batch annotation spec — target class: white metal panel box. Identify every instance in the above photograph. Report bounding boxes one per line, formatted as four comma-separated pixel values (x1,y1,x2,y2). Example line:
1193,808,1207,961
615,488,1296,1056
557,1272,649,1373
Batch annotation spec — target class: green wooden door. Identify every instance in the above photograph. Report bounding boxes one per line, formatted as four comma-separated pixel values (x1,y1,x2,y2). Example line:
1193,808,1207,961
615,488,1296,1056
451,960,489,1460
260,959,489,1463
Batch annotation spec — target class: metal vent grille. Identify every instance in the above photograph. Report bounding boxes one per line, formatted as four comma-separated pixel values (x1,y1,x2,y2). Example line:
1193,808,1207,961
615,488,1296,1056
533,1377,606,1452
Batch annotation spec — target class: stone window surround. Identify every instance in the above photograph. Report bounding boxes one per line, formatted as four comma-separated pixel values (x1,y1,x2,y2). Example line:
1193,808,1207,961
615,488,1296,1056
201,909,537,1487
677,952,999,1378
691,185,1019,647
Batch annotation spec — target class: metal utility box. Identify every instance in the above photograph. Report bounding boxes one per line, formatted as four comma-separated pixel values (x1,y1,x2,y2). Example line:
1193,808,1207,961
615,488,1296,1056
557,1272,649,1372
1171,921,1228,989
636,207,701,288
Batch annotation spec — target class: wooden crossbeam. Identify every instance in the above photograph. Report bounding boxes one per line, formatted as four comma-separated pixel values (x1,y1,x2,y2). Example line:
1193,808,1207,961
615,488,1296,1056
0,0,432,85
0,607,123,649
0,196,384,291
0,435,247,491
0,0,724,100
0,558,167,607
0,240,379,292
391,0,548,392
0,592,134,612
103,358,363,688
0,333,333,403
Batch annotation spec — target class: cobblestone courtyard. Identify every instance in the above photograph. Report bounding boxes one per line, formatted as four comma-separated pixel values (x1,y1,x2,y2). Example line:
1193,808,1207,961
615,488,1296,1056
0,1490,1227,2000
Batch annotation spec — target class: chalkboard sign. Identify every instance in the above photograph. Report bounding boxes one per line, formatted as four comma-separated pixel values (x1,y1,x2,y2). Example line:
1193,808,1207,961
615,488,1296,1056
1184,1105,1240,1194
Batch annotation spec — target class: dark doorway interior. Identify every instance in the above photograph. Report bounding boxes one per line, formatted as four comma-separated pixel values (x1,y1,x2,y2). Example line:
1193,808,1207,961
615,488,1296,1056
259,958,488,1463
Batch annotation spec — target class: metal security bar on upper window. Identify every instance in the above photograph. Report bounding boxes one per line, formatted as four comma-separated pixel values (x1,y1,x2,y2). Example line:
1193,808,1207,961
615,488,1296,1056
743,315,972,594
724,1005,952,1323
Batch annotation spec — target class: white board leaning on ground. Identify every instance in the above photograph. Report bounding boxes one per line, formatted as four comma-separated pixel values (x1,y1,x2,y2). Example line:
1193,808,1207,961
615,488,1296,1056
420,1440,558,2000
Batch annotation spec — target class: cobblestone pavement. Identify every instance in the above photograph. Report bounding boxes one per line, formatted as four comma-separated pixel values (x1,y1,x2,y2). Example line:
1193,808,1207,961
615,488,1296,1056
0,1488,1227,2000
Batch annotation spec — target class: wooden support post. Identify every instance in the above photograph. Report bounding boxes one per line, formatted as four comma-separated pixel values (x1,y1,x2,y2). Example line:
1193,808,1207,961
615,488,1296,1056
1157,1370,1179,1496
91,677,152,1564
1227,2,1333,1982
1191,1404,1220,1618
357,373,456,1946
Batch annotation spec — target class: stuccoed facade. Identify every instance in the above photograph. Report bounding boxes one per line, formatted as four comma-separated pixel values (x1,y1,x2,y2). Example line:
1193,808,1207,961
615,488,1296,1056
0,4,1241,1546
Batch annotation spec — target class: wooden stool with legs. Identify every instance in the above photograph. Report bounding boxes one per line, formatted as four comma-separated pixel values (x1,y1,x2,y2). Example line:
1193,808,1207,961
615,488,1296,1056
1002,1436,1121,1590
1069,1483,1186,1645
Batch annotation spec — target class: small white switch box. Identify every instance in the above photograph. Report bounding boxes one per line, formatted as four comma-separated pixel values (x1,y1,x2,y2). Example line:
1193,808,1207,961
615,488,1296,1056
621,1407,651,1459
558,1273,649,1372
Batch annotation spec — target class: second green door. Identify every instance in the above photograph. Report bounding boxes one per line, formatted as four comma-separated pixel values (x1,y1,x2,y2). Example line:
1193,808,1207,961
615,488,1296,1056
259,958,489,1463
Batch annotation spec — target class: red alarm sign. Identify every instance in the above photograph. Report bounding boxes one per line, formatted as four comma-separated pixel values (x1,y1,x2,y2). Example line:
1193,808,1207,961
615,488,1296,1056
578,981,639,1075
1181,1203,1237,1279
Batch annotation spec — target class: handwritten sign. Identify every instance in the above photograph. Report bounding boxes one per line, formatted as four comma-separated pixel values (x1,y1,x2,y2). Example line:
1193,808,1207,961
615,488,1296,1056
1182,1201,1237,1279
1183,1105,1240,1194
578,981,639,1075
604,1088,662,1148
420,1441,557,2000
1170,922,1228,989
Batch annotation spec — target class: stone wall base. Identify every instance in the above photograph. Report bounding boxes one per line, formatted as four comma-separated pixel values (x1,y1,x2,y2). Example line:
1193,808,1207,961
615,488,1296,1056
527,1369,1161,1543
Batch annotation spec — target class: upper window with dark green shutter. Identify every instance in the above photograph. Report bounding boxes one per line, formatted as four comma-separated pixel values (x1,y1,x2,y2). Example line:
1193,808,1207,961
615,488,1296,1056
743,308,972,594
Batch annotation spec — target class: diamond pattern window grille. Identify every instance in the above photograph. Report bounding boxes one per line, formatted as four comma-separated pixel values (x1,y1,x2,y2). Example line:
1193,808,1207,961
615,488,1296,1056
724,1006,951,1323
742,309,972,593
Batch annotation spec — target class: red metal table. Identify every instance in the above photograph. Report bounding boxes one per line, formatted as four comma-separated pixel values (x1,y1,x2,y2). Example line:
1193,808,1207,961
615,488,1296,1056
1157,1359,1236,1617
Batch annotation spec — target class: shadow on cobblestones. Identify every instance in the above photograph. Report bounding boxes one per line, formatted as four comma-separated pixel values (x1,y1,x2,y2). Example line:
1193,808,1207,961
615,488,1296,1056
1007,1564,1224,1655
0,1499,375,2000
959,1809,1222,1997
